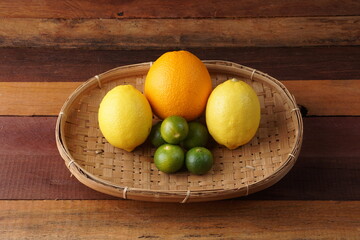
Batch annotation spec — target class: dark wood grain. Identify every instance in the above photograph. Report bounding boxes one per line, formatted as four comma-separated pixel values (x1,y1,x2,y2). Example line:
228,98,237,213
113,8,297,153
1,200,359,239
1,17,359,49
0,0,359,18
1,47,359,82
0,117,358,200
0,117,59,156
301,117,360,158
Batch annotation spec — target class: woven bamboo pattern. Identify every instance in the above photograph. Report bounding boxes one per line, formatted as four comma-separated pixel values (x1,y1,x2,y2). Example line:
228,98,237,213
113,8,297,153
56,60,303,203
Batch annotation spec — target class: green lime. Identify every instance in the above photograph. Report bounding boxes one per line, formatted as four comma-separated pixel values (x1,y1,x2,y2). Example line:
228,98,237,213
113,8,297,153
154,144,185,173
182,122,209,149
149,121,166,147
161,116,189,144
185,147,213,175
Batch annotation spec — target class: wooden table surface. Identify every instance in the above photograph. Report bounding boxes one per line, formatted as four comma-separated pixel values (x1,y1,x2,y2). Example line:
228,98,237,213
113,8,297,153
0,1,359,239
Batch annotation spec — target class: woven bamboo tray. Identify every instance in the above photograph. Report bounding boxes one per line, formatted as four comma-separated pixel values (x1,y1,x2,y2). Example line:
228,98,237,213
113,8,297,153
56,60,303,203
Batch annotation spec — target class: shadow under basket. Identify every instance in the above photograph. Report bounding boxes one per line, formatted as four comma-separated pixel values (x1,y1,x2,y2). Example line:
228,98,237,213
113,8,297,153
55,60,303,203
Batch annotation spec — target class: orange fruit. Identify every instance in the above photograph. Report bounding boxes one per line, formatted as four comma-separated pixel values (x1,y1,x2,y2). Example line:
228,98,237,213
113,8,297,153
144,50,212,121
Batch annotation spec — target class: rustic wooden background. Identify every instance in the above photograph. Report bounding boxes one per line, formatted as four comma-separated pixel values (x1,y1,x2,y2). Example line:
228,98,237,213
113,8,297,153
0,0,359,239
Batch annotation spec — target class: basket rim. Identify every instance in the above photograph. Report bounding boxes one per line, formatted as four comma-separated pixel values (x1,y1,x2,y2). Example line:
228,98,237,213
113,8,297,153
55,60,303,202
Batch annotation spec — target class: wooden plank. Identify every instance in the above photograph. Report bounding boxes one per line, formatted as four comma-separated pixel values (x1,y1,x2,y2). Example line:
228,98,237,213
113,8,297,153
0,117,60,156
0,155,116,200
301,117,360,158
1,80,359,116
0,82,81,116
0,117,359,200
1,0,359,19
282,80,360,116
0,200,359,239
1,47,359,82
0,17,359,49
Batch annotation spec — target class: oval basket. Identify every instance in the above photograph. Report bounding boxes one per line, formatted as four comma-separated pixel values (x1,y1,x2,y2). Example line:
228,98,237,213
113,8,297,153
56,60,303,203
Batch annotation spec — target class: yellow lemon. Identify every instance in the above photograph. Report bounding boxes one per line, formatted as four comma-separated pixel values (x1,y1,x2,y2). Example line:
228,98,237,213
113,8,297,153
206,78,261,149
98,85,152,152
